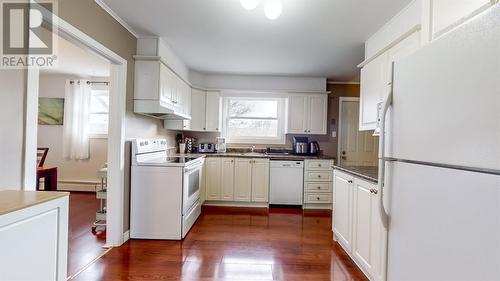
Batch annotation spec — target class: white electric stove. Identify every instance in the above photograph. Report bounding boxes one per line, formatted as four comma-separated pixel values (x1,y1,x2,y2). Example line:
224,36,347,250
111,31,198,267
130,139,204,240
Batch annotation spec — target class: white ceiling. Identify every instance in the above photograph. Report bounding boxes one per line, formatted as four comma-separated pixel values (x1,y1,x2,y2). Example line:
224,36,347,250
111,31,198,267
41,34,110,77
102,0,411,80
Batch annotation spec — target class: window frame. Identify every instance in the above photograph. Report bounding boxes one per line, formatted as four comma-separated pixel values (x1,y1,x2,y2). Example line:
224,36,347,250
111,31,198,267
88,89,110,139
221,94,287,144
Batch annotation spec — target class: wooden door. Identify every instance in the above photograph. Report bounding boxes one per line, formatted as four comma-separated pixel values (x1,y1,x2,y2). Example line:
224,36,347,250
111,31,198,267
234,158,252,202
340,99,378,166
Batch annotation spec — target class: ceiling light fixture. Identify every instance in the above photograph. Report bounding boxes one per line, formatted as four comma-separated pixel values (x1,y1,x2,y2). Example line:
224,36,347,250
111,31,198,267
264,0,283,20
240,0,259,10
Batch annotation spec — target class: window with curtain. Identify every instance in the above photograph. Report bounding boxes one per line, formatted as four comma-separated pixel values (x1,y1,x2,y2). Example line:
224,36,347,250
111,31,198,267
221,96,286,144
89,89,109,136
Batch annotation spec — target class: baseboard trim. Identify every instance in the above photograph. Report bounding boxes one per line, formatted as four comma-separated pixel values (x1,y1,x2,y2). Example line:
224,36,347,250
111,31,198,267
203,201,269,208
123,230,130,243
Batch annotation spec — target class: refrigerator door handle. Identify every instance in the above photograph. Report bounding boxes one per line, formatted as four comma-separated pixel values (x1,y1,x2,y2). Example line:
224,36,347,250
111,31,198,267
378,89,393,229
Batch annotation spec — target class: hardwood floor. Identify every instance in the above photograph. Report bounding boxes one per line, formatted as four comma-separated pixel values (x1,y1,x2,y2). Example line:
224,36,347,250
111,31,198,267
73,206,367,281
68,192,106,277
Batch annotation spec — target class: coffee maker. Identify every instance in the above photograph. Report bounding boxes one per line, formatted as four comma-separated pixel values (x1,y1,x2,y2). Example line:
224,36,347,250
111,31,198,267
293,137,308,155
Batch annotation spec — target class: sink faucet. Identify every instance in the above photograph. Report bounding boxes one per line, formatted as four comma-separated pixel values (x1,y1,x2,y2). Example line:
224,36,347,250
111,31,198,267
250,146,256,153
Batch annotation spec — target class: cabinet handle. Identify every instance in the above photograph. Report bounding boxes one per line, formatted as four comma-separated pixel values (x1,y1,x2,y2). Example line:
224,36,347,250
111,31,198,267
317,186,321,190
304,130,307,133
316,197,321,201
203,128,206,130
318,164,322,167
317,175,321,178
348,180,353,183
370,189,378,195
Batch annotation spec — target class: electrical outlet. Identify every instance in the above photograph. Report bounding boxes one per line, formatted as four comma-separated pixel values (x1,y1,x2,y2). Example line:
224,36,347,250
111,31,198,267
331,131,337,138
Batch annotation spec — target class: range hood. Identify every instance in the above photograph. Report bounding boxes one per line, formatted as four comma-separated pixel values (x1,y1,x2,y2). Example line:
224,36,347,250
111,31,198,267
134,100,191,120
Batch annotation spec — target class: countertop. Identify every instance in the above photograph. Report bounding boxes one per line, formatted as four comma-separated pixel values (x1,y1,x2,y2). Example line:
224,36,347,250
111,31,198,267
178,152,335,161
334,165,379,183
0,190,69,216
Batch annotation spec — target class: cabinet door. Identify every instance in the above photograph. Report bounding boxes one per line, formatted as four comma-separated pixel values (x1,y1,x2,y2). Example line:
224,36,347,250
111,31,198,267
159,63,171,104
251,159,270,202
307,95,328,134
205,158,221,200
191,89,206,131
234,158,252,202
351,178,385,280
432,0,492,39
183,84,192,116
205,91,221,132
287,95,308,134
386,31,421,88
333,171,353,250
359,53,388,131
220,158,235,201
134,60,161,100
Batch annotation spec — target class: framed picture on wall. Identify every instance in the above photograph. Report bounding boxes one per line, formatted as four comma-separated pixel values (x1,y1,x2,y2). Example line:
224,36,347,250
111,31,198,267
38,98,64,125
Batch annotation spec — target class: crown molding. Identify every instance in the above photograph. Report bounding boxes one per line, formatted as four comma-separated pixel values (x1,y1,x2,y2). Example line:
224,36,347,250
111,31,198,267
94,0,139,38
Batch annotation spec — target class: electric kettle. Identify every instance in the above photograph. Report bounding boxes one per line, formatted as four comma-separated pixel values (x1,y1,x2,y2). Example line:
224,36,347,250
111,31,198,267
308,141,320,156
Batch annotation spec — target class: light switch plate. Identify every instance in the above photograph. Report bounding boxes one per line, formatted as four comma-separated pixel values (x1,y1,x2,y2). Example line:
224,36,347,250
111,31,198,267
331,131,337,138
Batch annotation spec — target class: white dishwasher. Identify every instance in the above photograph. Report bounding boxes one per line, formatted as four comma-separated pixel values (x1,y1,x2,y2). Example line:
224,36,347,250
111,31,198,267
269,160,304,205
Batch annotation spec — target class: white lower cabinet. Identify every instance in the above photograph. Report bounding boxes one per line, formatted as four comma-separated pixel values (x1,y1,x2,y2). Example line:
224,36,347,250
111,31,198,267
234,158,253,202
251,159,270,202
205,158,222,200
205,157,269,204
221,158,235,201
333,170,386,281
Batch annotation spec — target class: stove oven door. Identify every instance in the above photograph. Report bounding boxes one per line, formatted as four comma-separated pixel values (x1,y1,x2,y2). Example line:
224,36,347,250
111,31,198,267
183,162,202,215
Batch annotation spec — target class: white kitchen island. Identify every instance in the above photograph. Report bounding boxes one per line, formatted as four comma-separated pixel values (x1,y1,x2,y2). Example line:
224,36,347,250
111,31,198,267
0,190,69,281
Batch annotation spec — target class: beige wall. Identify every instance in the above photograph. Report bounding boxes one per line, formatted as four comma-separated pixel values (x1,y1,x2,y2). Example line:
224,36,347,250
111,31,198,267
58,0,176,231
37,74,108,189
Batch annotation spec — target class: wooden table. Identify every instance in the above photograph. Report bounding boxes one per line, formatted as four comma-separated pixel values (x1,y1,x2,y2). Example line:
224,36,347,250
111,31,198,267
36,167,58,191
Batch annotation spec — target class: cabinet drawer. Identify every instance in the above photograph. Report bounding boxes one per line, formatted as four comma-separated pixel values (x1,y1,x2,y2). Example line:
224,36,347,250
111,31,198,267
305,182,332,193
304,193,332,203
305,171,332,182
306,160,332,170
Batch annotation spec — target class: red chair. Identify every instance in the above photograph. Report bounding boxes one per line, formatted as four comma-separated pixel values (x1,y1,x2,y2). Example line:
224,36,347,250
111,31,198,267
37,148,58,191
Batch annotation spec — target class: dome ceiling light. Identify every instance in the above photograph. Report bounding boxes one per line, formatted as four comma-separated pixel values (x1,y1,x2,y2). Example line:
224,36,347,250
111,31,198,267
240,0,282,20
240,0,259,10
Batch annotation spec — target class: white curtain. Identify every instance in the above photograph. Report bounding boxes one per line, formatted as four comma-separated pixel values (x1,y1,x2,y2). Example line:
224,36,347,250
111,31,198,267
63,79,91,160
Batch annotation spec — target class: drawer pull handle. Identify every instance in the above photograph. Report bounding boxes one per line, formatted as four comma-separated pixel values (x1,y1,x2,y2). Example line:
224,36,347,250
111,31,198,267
317,175,321,178
317,197,321,200
317,186,321,190
318,164,322,167
348,180,353,183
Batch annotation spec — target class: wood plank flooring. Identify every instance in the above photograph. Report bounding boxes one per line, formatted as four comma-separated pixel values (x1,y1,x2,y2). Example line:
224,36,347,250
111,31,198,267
73,206,367,281
68,192,107,277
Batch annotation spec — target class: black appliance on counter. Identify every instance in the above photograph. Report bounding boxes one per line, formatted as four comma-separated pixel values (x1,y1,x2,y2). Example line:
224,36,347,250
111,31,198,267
292,137,321,156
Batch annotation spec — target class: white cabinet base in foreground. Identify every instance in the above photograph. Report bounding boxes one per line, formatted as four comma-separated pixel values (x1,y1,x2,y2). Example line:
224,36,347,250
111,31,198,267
0,194,69,281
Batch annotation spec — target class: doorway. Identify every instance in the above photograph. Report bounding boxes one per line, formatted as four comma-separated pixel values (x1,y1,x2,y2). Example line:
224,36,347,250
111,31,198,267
338,97,378,166
35,32,112,277
24,7,128,271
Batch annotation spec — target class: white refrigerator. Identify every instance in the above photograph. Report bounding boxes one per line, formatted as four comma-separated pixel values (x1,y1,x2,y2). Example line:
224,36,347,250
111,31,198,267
378,5,500,281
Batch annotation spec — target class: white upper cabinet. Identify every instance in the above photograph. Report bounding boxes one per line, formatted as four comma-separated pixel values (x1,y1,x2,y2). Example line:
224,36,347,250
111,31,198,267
359,53,388,131
135,59,191,119
190,89,207,131
359,31,420,131
287,94,328,135
164,89,221,132
205,91,221,132
432,0,493,39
